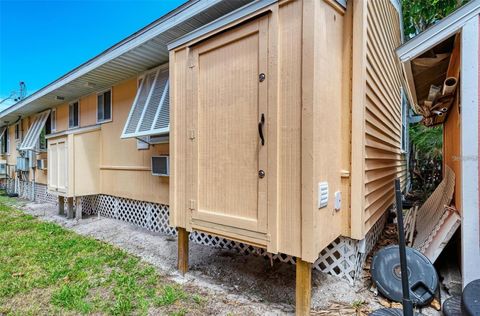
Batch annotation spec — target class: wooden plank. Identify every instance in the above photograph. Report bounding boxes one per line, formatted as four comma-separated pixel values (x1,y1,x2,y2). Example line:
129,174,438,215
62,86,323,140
266,4,279,254
340,0,354,237
75,197,82,220
177,227,189,275
58,196,65,216
301,0,316,259
67,197,74,219
350,0,368,239
277,0,302,257
296,259,312,316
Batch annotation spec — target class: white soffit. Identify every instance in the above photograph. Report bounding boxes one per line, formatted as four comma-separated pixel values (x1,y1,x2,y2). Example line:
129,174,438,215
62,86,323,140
19,110,51,151
168,0,277,50
121,65,169,138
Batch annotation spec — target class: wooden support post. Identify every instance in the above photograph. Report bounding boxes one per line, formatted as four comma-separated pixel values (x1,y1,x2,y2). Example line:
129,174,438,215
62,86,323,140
177,228,189,275
67,197,74,219
75,197,82,220
58,196,65,216
296,259,312,316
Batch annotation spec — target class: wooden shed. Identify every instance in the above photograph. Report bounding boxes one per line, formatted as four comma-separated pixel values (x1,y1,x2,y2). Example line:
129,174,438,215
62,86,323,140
168,0,406,311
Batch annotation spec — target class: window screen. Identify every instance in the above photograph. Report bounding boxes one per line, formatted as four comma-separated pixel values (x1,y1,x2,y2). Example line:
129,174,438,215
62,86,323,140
97,90,112,122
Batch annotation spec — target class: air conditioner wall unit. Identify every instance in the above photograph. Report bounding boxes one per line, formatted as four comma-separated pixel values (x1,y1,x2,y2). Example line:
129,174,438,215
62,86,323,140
37,159,47,170
151,156,169,176
16,157,29,172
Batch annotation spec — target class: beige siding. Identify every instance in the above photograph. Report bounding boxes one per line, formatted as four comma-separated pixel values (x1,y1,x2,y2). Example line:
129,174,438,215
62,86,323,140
352,0,406,237
99,78,169,204
7,77,169,204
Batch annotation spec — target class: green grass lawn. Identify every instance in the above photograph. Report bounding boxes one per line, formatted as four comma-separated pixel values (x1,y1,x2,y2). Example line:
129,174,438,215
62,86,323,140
0,195,208,316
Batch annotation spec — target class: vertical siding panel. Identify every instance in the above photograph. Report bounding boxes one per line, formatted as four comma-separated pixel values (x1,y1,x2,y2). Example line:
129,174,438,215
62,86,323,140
277,0,302,257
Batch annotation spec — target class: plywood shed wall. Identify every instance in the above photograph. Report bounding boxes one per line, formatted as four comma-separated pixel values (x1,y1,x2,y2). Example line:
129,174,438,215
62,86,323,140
351,0,406,239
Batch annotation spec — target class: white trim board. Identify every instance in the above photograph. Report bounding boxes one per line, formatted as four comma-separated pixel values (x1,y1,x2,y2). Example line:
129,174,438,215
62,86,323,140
460,15,480,287
168,0,277,50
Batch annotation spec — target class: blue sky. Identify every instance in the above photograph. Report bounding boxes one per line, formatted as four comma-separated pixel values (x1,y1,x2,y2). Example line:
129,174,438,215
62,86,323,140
0,0,187,110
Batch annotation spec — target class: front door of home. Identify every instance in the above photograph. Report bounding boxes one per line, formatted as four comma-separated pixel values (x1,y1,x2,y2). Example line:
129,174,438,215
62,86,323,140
187,16,269,236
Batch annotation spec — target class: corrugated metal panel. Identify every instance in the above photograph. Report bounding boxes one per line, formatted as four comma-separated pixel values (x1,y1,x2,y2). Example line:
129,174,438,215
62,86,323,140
0,0,254,125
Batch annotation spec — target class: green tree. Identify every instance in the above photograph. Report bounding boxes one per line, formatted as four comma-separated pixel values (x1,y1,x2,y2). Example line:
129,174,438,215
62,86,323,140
402,0,468,38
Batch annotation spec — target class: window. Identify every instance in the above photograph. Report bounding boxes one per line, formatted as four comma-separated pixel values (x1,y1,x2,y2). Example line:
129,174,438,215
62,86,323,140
1,128,10,154
69,101,79,128
14,123,20,140
401,89,409,152
50,108,56,132
97,89,112,123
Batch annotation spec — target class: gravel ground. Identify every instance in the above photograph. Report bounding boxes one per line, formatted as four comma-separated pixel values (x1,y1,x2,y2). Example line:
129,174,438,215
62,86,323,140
14,199,441,315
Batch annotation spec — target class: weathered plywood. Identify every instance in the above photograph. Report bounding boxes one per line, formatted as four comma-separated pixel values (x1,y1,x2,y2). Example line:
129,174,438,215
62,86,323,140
443,35,461,211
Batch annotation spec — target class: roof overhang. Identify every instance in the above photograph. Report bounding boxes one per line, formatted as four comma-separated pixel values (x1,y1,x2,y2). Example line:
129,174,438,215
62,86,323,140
0,0,254,127
396,1,480,108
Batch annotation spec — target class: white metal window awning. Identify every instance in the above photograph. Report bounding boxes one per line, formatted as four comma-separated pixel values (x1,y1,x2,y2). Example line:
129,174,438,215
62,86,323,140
121,66,169,139
19,110,51,151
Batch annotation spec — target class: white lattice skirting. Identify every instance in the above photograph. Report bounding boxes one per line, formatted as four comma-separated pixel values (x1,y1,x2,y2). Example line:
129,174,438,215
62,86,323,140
6,181,387,284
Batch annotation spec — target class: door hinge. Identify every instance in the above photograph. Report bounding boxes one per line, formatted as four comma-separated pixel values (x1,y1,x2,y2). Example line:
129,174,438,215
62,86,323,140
189,130,196,141
189,199,196,210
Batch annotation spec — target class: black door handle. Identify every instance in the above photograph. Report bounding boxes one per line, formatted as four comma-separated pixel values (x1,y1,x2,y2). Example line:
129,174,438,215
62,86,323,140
258,113,265,146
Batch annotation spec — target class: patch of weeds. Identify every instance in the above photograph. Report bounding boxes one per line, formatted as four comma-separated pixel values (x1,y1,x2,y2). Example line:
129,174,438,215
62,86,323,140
155,285,187,306
352,299,366,310
170,308,188,316
51,282,92,313
192,293,207,305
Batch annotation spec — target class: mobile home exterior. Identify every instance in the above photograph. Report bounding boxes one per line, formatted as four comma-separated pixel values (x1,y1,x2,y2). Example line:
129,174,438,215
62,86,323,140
0,0,406,313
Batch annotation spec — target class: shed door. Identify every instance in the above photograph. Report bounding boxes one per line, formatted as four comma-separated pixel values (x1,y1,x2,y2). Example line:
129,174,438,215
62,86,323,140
187,16,269,234
48,137,68,194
